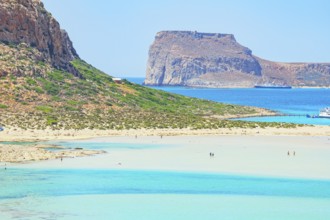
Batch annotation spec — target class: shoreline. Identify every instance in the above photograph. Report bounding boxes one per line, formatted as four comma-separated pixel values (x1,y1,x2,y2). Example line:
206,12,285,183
1,126,330,180
1,125,330,142
4,135,330,180
0,143,105,163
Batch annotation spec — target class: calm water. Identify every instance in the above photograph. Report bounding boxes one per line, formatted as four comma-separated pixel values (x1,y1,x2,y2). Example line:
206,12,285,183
1,168,330,220
127,77,330,125
1,140,330,219
47,140,165,151
2,78,330,219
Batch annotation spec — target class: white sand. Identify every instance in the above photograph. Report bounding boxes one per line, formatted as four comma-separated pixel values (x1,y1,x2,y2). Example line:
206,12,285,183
1,125,330,141
10,135,330,180
0,143,105,163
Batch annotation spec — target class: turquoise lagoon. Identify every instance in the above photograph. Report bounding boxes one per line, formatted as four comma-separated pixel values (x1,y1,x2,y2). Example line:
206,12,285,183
1,168,330,220
1,140,330,219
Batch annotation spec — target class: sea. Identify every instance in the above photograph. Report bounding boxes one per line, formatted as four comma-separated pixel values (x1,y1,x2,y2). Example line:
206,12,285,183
127,77,330,125
1,77,330,219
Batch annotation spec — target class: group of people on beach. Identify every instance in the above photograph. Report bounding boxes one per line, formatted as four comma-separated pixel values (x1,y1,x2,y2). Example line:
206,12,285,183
287,151,296,156
209,152,215,157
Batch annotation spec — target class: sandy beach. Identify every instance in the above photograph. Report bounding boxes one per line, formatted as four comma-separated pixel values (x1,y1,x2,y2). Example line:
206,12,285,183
1,125,330,142
0,143,105,163
6,134,330,180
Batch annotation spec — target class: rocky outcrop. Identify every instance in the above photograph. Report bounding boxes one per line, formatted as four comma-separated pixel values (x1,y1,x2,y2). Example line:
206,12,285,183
145,31,330,87
256,58,330,87
0,0,80,76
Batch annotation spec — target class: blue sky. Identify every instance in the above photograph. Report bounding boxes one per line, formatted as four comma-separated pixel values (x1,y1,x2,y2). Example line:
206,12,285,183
43,0,330,77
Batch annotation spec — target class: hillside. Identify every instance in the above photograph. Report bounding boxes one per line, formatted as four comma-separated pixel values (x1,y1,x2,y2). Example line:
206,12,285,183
144,31,330,88
0,52,271,130
0,0,291,130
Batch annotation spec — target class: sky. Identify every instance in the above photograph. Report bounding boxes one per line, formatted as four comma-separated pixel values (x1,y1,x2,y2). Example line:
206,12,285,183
42,0,330,77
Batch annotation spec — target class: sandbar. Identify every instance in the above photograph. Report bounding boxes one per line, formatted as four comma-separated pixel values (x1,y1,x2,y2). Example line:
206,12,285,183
8,135,330,180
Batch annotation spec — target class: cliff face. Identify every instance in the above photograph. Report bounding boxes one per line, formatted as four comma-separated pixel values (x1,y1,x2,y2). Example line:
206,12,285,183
145,31,330,87
0,0,79,77
256,58,330,87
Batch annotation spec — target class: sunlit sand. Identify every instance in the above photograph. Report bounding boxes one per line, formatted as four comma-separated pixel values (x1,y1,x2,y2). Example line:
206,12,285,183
9,134,330,180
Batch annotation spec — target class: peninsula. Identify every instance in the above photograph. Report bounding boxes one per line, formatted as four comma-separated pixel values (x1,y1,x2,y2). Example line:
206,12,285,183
144,31,330,88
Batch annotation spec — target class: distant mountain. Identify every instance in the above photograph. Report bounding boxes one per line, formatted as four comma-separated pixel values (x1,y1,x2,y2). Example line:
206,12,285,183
0,0,271,130
144,31,330,88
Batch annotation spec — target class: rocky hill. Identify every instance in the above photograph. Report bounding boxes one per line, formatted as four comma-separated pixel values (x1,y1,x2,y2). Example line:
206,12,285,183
144,31,330,87
0,0,79,77
0,0,280,130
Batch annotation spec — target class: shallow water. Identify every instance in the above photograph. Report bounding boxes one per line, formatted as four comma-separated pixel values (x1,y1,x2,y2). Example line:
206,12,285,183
48,140,165,151
1,169,330,219
2,194,330,220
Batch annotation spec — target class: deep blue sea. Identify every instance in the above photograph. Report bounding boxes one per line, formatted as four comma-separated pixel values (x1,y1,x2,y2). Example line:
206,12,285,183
2,78,330,219
127,77,330,125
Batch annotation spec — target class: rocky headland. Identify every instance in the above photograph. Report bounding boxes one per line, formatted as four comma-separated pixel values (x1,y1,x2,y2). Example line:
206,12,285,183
144,31,330,88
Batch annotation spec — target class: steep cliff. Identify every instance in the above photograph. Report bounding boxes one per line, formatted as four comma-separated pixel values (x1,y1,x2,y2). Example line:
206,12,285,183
145,31,330,87
0,0,79,77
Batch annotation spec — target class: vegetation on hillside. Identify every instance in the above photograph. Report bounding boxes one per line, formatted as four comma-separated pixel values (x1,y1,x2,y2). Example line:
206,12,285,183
0,43,298,130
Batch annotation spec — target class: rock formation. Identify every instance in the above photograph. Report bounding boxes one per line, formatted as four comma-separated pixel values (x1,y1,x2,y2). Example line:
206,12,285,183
144,31,330,87
0,0,80,77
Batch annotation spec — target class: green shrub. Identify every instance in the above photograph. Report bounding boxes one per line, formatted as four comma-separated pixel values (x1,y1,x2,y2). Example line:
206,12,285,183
66,100,80,106
0,104,8,109
26,78,37,85
43,81,59,95
51,96,61,101
46,116,58,126
35,105,53,113
63,105,79,112
48,70,64,82
34,87,44,94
